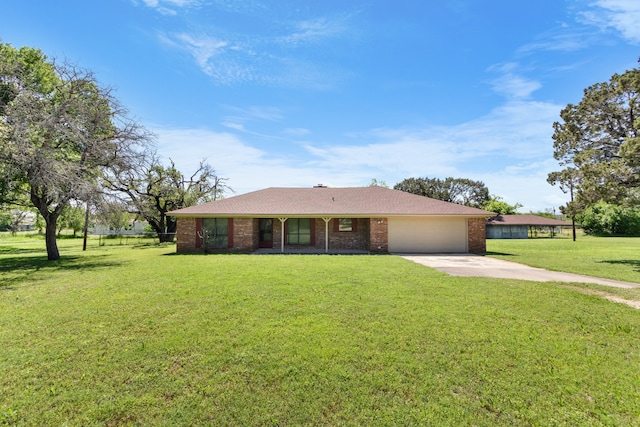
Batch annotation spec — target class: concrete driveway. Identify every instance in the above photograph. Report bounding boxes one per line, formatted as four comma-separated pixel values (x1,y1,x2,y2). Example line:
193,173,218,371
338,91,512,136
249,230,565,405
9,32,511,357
400,254,640,289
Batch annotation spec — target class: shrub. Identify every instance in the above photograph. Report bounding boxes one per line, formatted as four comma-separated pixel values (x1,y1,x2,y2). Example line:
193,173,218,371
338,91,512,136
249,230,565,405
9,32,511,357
578,201,640,236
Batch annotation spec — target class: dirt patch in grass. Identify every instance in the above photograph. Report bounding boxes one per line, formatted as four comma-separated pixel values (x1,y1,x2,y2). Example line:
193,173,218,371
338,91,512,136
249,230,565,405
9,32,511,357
565,285,640,309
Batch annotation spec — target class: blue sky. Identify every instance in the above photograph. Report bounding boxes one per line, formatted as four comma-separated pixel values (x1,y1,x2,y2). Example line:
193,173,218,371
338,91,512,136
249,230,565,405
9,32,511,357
3,1,639,211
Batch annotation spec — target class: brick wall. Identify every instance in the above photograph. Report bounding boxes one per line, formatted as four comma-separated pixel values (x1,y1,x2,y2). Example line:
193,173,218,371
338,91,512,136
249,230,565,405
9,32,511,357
272,219,283,251
369,218,388,253
467,217,486,253
325,218,369,250
233,218,258,252
176,217,198,252
176,217,258,253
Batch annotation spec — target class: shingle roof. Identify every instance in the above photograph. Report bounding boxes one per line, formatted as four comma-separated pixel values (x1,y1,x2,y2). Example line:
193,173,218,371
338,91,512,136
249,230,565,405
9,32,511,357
486,214,573,226
168,186,494,217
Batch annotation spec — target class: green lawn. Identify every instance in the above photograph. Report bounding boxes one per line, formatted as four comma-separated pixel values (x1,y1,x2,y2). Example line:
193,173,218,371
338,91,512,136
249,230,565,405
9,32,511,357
1,236,640,426
487,236,640,299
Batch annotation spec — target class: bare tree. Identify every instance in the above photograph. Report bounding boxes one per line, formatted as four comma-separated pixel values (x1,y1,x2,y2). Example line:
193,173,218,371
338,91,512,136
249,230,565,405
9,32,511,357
103,154,230,242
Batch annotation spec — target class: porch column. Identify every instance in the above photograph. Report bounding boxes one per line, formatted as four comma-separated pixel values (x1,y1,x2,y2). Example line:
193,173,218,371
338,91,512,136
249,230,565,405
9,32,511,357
278,218,287,253
322,218,332,253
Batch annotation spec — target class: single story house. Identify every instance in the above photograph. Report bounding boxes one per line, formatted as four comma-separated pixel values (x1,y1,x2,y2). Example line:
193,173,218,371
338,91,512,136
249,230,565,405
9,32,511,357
486,214,573,239
167,185,492,254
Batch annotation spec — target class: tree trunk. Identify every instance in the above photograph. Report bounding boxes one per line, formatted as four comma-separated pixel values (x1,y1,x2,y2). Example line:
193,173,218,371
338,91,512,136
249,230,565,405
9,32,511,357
156,215,177,243
45,217,61,260
31,191,63,261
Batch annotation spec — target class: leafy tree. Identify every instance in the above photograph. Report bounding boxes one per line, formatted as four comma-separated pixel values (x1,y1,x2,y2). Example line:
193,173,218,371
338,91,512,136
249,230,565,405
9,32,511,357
0,206,32,234
93,199,130,233
369,178,389,188
577,201,640,236
483,196,522,215
394,177,489,208
547,167,582,241
104,156,230,242
549,65,640,207
0,210,10,231
58,205,85,236
0,43,151,259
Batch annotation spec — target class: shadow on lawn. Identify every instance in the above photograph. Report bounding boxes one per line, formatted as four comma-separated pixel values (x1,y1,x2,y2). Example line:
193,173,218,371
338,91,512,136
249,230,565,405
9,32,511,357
483,251,516,257
0,255,125,290
0,245,45,255
599,259,640,272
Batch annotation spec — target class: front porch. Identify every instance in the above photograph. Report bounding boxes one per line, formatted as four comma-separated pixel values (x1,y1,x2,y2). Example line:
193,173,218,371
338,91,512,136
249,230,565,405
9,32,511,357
258,217,388,254
252,248,372,255
175,216,388,254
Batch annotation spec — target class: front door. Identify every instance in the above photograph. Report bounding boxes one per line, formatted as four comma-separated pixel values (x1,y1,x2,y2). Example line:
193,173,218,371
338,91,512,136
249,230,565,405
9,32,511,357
259,219,273,248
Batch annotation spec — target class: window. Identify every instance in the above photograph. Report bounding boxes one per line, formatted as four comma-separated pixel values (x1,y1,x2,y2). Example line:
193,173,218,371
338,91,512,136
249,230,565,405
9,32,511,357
202,218,229,248
287,218,311,245
338,218,353,232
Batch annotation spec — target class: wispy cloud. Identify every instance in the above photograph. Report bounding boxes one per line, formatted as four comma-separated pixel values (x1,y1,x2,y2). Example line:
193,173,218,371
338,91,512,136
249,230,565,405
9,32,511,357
580,0,640,44
158,31,345,88
169,33,229,72
147,2,356,88
158,32,261,85
137,0,202,15
223,105,284,122
487,63,541,99
516,28,592,54
282,128,311,137
209,0,267,14
516,0,640,56
279,16,351,46
220,105,284,133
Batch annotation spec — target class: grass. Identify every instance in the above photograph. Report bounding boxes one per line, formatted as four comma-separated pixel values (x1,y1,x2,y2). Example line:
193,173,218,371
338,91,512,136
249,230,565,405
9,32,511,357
1,236,640,425
487,236,640,302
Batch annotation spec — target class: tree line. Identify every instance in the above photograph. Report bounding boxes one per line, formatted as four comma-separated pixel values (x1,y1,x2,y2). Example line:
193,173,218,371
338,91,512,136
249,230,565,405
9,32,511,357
0,43,229,260
392,177,521,215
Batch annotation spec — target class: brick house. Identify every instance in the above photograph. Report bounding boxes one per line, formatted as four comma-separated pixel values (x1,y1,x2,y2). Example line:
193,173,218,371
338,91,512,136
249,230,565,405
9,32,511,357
167,185,492,254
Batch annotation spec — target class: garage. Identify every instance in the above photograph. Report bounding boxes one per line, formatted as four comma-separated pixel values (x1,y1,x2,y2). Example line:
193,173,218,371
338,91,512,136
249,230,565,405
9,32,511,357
388,216,468,253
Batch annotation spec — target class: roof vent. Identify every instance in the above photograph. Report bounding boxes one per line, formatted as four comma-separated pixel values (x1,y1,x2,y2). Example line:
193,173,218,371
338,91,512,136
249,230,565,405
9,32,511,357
313,184,327,188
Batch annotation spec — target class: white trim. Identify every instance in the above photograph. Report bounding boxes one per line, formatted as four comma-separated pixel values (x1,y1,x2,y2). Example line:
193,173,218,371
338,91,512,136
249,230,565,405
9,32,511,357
322,218,332,253
278,218,288,253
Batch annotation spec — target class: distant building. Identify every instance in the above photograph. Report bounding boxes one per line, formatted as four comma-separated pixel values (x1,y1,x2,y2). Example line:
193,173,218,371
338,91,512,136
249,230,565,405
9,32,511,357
486,215,573,239
89,220,148,236
9,210,37,232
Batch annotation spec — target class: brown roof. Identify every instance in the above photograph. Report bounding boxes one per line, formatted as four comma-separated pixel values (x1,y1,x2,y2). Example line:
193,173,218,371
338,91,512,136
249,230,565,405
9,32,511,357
487,214,573,226
168,186,494,217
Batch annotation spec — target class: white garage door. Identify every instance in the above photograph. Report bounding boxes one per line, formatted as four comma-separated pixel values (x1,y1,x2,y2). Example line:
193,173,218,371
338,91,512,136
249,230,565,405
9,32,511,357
388,217,468,253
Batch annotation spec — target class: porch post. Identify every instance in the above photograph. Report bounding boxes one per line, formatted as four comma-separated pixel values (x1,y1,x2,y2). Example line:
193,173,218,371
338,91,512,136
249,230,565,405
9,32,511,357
322,218,332,253
278,218,287,253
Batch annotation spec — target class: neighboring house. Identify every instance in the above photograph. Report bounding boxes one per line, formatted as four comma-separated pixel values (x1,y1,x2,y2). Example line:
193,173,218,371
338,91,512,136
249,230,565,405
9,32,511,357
167,185,493,254
10,210,37,231
486,214,573,239
89,220,149,236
